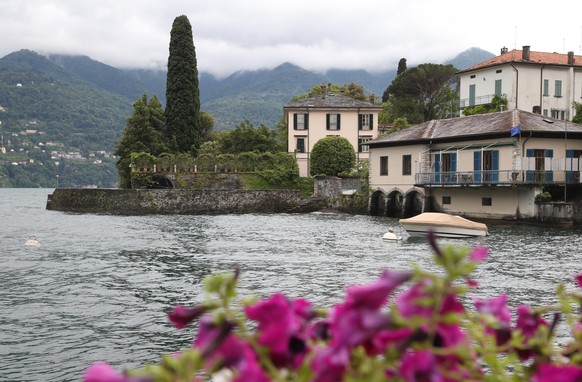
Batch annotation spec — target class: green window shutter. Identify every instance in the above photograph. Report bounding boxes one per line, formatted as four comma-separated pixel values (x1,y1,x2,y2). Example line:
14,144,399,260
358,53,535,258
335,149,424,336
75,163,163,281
358,114,362,130
337,114,341,130
293,114,298,130
304,114,309,129
473,151,481,182
495,80,502,96
469,84,476,106
555,80,562,97
370,114,374,129
326,114,330,130
543,79,549,96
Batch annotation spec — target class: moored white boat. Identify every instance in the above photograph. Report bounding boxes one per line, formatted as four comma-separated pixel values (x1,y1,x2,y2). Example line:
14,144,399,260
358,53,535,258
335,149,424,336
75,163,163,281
399,212,489,238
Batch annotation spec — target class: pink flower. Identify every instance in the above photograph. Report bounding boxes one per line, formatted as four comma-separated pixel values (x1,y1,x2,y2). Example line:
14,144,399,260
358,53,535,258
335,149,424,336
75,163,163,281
168,305,206,329
344,269,412,310
474,294,511,325
84,362,144,382
194,316,245,370
400,349,444,382
244,293,313,367
515,305,549,360
232,344,271,382
532,364,582,382
469,246,488,262
575,274,582,288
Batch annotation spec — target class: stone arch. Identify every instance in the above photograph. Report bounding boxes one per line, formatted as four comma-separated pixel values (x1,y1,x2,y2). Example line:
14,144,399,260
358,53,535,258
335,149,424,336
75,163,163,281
402,188,424,218
369,190,386,216
150,174,175,189
386,189,404,218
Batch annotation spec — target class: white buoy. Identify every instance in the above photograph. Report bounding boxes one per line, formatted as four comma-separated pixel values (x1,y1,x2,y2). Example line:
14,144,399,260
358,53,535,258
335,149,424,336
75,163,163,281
382,228,401,241
25,235,40,247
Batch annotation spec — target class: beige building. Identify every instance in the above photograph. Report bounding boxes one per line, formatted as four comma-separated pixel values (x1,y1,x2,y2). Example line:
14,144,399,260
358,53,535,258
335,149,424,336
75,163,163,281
284,86,382,177
367,110,582,221
458,46,582,120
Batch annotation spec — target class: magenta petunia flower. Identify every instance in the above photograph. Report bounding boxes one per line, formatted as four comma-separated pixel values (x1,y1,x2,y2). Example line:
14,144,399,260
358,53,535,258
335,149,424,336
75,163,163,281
244,293,312,367
469,246,488,263
344,269,412,310
532,363,582,382
400,349,444,382
516,305,548,338
575,274,582,289
84,362,142,382
232,344,271,382
168,305,207,329
474,294,511,325
194,315,245,370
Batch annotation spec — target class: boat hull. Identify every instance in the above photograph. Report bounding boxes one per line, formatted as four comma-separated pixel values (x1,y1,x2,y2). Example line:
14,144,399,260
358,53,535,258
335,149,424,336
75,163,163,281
399,223,487,238
399,212,489,239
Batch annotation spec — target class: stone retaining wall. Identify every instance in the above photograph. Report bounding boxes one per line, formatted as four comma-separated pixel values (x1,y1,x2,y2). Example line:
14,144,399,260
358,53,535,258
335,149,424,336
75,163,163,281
46,188,301,215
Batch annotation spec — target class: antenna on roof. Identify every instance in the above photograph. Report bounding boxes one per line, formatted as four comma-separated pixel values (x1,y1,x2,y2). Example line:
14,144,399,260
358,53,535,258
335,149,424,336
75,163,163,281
514,26,518,50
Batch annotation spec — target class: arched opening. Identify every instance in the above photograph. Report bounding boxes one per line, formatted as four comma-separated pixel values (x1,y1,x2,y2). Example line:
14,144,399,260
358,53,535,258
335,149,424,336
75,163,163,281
402,190,424,218
149,175,175,189
369,190,386,216
386,191,404,218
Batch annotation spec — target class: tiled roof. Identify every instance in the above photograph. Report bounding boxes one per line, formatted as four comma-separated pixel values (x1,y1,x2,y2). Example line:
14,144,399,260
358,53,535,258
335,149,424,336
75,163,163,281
459,49,582,73
284,92,381,109
368,110,582,147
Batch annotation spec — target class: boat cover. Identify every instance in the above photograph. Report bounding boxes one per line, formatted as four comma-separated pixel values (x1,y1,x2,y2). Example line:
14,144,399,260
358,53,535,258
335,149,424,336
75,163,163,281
399,213,488,232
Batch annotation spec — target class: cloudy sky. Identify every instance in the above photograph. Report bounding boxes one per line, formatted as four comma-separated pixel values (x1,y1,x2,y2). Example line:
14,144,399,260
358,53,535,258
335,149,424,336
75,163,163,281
1,0,581,78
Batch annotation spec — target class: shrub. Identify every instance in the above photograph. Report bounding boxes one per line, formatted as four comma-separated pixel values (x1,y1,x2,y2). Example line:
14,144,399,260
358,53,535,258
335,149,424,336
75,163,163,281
310,136,356,176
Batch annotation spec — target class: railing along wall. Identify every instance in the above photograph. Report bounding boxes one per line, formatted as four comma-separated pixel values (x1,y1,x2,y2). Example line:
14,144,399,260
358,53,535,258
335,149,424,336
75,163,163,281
415,170,581,186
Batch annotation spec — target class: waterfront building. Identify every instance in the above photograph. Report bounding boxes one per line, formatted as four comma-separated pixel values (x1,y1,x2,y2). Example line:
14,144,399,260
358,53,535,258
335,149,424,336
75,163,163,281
457,46,582,120
367,110,582,221
284,85,382,177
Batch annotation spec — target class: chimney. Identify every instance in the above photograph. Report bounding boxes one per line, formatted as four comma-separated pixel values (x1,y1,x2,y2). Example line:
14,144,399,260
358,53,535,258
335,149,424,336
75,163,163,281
568,51,575,65
327,83,332,93
522,45,530,61
339,86,345,94
369,94,375,104
320,84,326,97
501,46,508,54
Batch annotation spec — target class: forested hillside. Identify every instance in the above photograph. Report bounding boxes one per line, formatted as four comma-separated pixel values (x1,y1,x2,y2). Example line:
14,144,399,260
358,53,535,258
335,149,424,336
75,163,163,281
0,47,494,187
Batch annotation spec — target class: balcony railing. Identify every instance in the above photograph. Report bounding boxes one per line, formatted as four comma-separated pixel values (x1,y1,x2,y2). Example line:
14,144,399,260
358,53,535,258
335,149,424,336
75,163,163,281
415,170,582,186
459,94,496,108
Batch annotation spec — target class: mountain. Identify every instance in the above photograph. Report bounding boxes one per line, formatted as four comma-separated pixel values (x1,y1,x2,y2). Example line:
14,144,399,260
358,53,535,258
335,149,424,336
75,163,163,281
445,47,495,70
0,47,494,187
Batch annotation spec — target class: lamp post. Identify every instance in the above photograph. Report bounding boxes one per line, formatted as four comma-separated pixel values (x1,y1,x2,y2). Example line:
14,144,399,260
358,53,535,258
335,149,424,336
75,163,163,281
56,174,59,189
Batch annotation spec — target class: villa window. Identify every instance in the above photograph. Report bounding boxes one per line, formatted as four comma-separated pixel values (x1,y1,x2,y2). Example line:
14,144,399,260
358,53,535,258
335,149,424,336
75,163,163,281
359,114,373,130
551,109,566,120
469,84,476,107
402,155,412,175
296,137,306,153
482,197,492,206
555,80,562,97
358,136,372,152
326,114,341,130
380,156,388,176
442,196,451,205
495,79,502,96
293,113,308,130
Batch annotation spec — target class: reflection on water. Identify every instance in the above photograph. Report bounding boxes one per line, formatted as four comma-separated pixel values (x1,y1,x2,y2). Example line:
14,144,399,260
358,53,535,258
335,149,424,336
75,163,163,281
1,189,582,381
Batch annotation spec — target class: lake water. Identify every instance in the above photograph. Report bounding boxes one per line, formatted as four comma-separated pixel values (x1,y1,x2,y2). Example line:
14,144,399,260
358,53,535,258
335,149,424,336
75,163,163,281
2,188,582,381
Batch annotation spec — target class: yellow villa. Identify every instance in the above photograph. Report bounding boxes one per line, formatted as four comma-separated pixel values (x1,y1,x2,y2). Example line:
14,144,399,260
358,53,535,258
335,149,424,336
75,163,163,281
284,85,382,177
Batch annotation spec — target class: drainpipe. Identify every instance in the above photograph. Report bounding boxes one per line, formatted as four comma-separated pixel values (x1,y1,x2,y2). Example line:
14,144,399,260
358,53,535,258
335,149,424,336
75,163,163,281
510,64,519,110
539,65,546,114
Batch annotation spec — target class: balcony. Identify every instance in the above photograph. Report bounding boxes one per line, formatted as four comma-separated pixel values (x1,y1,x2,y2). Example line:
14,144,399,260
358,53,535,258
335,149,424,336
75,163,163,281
415,170,581,187
459,94,496,108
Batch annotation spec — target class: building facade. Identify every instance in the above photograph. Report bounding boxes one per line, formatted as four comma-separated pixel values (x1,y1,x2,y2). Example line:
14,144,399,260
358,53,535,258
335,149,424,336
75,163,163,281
367,110,582,221
458,46,582,120
284,86,382,177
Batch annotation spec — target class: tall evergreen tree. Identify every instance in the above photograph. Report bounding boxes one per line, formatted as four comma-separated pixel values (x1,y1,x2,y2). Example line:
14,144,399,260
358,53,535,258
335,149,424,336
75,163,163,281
165,15,205,154
114,94,168,188
397,58,407,75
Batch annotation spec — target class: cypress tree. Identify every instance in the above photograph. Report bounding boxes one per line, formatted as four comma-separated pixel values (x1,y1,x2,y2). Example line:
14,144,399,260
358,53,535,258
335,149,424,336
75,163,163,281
165,15,204,154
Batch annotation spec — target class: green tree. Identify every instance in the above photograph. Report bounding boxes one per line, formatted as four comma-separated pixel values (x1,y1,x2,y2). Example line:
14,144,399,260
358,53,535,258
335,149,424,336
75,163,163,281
573,102,582,124
114,94,168,188
384,63,458,124
165,15,205,154
310,136,356,176
397,58,407,76
218,120,279,154
298,82,367,101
